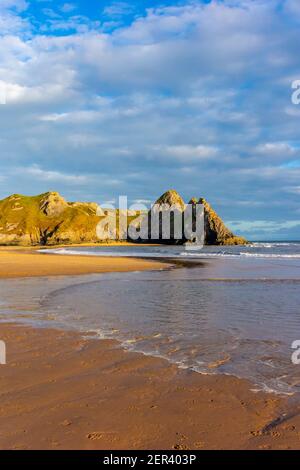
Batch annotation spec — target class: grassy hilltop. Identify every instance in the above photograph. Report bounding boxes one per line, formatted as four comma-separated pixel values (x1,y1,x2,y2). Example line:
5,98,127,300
0,192,101,245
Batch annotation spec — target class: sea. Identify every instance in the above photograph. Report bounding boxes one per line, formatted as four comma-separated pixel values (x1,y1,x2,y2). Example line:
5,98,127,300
1,241,300,396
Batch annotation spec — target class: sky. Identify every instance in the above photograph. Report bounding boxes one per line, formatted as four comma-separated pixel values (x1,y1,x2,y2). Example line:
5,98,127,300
0,0,300,240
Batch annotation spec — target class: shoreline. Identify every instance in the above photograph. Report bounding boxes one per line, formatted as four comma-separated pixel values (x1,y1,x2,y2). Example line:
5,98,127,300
0,248,300,449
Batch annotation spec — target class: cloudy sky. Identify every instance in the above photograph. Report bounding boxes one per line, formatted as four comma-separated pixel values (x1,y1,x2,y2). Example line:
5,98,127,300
0,0,300,240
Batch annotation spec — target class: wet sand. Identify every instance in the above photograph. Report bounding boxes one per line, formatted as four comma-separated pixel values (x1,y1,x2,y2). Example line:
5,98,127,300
1,324,300,450
0,249,300,449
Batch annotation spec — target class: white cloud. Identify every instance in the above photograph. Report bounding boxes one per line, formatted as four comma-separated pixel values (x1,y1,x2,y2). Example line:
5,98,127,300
0,0,28,12
18,165,88,184
133,199,151,204
0,3,29,35
39,113,69,122
285,186,300,195
159,145,219,162
0,81,75,104
60,3,77,14
256,142,297,158
42,8,61,19
103,2,135,18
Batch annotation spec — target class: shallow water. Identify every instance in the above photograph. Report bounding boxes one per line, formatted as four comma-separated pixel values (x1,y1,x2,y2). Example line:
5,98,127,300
1,242,300,396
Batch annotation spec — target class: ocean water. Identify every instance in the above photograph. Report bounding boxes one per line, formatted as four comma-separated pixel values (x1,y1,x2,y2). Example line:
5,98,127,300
42,241,300,260
1,242,300,396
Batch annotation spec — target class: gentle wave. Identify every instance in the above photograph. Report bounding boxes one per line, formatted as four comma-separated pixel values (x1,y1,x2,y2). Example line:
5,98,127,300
179,252,300,259
41,248,300,260
251,242,300,247
40,248,180,258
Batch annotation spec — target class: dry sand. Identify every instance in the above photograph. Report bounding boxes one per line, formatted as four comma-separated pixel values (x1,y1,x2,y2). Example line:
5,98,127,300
0,247,169,278
0,248,300,450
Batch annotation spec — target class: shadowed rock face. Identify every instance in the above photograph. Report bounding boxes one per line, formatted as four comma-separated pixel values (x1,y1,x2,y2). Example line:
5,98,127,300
189,197,247,245
144,190,186,244
143,190,246,245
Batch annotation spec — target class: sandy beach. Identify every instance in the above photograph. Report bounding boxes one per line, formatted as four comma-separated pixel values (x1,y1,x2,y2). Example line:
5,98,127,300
0,247,169,278
0,248,300,450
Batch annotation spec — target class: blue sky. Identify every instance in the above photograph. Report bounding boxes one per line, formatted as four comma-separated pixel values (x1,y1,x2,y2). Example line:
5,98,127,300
0,0,300,240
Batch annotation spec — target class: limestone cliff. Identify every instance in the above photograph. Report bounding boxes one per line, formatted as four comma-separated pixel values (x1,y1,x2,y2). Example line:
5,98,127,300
188,197,247,245
155,190,186,211
0,192,101,246
0,190,247,246
147,189,185,243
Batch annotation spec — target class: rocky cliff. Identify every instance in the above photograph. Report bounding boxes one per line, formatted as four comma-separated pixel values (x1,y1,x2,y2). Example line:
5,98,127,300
147,190,246,245
146,189,185,243
155,189,186,211
0,192,101,245
188,197,247,245
0,190,247,246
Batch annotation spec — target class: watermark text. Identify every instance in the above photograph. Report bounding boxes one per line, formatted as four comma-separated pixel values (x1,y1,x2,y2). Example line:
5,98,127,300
291,80,300,105
0,341,6,365
96,197,204,249
291,340,300,365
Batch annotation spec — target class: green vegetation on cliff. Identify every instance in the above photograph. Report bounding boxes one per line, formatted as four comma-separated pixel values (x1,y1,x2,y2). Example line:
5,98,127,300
0,192,101,245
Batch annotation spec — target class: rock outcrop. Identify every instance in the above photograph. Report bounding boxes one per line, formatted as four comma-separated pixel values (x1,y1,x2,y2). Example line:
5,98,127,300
132,190,246,245
39,192,68,217
0,190,247,246
188,197,247,245
148,189,185,243
155,190,186,211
